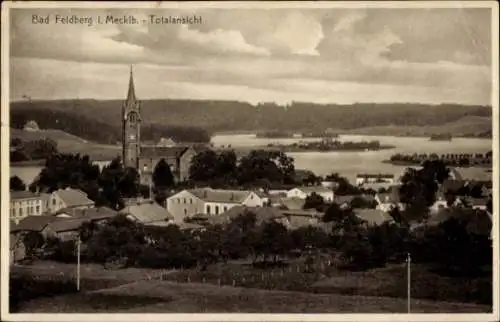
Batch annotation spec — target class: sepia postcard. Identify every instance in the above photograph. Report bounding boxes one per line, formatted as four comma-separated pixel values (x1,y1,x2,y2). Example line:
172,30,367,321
1,1,499,321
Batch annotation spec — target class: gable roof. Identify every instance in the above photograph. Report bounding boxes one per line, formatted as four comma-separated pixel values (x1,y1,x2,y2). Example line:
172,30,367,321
46,218,86,233
293,186,332,194
278,197,305,210
10,191,41,201
120,201,174,224
355,209,394,226
140,146,190,159
188,188,254,203
206,206,284,226
281,209,323,218
12,216,57,233
334,195,358,205
54,188,95,208
55,206,118,221
375,186,401,204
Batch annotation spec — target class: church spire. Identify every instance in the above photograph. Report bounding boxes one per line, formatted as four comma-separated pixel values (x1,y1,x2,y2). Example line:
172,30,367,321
126,65,137,103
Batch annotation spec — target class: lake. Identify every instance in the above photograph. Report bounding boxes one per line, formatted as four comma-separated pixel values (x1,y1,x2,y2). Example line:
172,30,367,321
10,134,493,186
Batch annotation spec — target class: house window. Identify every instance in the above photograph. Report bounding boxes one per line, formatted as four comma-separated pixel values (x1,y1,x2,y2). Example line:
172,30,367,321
206,205,211,214
12,209,16,216
19,208,23,216
52,199,56,205
215,206,219,215
190,199,193,204
36,206,40,214
223,206,228,212
183,198,186,204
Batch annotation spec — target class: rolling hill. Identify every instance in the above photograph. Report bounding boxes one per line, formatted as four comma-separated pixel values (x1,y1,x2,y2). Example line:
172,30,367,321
10,100,492,138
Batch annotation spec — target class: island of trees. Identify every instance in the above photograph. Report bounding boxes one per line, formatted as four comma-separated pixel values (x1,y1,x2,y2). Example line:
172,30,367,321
256,131,294,139
385,152,492,167
267,139,394,152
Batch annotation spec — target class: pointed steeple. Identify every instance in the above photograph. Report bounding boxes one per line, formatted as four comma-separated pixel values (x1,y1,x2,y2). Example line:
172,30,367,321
126,65,137,103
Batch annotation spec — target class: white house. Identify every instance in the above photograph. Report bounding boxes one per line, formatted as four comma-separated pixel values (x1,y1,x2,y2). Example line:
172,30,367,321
286,186,334,202
43,187,95,214
356,174,395,186
166,188,264,222
375,188,404,213
10,191,45,224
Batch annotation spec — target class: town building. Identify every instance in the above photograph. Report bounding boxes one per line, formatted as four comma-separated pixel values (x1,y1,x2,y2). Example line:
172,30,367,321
354,208,394,227
120,199,175,224
374,187,404,212
121,66,197,184
10,191,45,224
355,174,395,186
43,187,95,214
166,188,265,221
286,186,334,202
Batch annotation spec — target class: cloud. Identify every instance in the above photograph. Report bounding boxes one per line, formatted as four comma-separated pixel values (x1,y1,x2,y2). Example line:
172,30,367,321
177,25,270,56
256,11,324,56
9,7,493,106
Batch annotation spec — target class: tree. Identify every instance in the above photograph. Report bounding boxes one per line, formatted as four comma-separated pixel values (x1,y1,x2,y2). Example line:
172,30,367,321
85,214,146,267
290,226,330,251
303,192,325,211
256,221,292,263
237,150,295,185
189,150,219,183
152,159,174,189
10,176,26,191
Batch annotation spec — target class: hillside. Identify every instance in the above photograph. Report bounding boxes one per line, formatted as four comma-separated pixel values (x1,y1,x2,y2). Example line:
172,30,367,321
10,128,121,162
10,100,492,137
343,115,492,137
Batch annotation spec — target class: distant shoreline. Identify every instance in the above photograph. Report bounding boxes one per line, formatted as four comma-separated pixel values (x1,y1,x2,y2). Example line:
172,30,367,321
381,159,493,169
213,131,492,140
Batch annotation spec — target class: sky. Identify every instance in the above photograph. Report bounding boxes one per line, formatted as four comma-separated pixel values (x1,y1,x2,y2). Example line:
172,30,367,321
9,6,493,105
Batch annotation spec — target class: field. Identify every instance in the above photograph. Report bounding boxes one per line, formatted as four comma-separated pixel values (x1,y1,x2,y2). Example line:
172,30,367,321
163,259,492,306
10,128,121,161
10,260,492,313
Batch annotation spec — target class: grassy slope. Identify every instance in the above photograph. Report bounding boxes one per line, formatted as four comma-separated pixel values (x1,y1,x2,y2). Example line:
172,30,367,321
17,280,490,313
10,128,121,161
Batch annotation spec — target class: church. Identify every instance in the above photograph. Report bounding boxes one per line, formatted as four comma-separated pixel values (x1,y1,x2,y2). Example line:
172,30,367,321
122,66,197,185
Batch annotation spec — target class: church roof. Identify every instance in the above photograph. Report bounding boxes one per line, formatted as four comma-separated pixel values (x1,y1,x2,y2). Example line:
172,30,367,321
126,66,137,103
140,146,191,158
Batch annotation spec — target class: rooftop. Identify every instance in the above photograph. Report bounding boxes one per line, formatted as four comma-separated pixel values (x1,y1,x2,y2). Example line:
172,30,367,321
140,146,191,159
12,216,57,233
53,188,95,208
355,209,394,226
188,188,253,204
10,190,41,201
207,206,284,226
293,186,333,194
120,202,174,224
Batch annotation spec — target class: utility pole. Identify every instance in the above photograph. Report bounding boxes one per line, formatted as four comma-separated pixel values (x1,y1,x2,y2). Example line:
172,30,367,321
407,252,411,313
76,236,81,291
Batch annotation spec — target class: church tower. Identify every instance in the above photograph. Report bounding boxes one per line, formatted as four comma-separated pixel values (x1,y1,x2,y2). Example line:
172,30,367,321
122,66,141,169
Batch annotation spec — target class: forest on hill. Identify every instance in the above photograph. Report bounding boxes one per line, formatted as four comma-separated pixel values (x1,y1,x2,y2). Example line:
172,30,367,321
10,100,492,141
9,105,212,144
